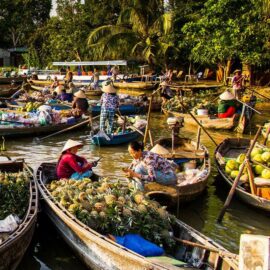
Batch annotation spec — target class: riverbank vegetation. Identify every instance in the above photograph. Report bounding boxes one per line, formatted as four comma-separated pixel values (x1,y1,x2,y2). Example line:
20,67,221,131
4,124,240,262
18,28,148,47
0,0,269,83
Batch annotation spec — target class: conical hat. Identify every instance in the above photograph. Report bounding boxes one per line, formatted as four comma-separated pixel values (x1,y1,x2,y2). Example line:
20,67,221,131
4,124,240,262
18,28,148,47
233,69,241,74
102,81,116,93
219,90,235,100
74,90,87,99
160,81,168,87
150,144,170,155
62,139,83,153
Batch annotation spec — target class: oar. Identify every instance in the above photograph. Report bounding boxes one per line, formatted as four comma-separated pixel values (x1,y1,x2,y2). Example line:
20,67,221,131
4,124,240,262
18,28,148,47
217,126,262,223
178,100,218,146
235,98,261,115
36,115,99,142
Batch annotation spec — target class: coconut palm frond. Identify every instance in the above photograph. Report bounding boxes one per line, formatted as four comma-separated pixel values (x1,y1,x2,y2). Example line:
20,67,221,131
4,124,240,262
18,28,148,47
149,13,173,36
117,7,133,25
88,25,127,45
142,45,155,62
131,41,145,55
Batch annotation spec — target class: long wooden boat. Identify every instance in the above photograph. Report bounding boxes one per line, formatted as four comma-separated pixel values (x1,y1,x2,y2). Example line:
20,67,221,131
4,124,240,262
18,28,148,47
145,137,211,205
215,138,270,212
0,77,24,85
91,104,146,116
36,162,238,270
28,79,65,86
0,85,21,97
163,108,239,131
113,81,158,90
0,116,88,138
91,128,142,146
0,158,38,270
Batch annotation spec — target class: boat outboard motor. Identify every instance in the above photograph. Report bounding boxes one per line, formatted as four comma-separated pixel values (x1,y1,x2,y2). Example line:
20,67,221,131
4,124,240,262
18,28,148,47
167,117,184,152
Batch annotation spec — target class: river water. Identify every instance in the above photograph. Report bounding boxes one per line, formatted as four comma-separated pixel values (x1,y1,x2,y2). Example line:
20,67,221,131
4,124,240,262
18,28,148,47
12,108,270,269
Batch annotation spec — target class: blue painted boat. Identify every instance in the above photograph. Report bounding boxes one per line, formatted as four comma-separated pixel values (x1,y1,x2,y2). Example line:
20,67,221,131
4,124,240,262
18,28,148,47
91,104,146,116
91,129,141,146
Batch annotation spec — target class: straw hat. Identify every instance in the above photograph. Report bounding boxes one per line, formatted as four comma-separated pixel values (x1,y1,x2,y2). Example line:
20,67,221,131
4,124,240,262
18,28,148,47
62,139,83,153
233,69,241,74
74,89,87,99
102,81,116,93
160,81,169,87
55,85,64,94
219,90,235,101
150,144,170,155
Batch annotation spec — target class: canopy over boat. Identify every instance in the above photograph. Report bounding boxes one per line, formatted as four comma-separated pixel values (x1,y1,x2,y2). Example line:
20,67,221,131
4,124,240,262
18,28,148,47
52,60,127,66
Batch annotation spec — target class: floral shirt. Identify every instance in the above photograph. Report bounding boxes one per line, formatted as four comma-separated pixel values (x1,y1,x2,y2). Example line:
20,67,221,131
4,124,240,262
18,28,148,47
232,75,243,89
130,151,174,182
100,93,119,110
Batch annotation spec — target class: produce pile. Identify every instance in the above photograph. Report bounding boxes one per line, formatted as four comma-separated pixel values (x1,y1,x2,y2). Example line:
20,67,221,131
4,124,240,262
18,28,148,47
162,96,217,115
48,178,176,249
0,172,30,220
224,146,270,182
19,91,46,103
17,101,43,112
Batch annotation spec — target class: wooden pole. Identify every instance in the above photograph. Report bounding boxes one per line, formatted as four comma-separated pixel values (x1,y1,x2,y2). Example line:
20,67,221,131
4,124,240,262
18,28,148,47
143,95,153,145
246,160,256,195
236,98,261,115
217,126,262,223
148,130,154,147
263,125,270,145
171,128,175,153
196,126,202,150
178,100,218,146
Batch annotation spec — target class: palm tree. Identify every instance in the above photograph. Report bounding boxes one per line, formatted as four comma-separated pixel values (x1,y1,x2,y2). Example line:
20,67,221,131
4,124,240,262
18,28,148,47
87,0,173,66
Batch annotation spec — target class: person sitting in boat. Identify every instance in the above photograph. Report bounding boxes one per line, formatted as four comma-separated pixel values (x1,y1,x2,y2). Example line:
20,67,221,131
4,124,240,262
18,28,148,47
124,141,177,185
160,81,174,105
218,90,236,118
58,88,73,103
99,81,119,135
232,69,244,99
50,76,59,90
72,90,89,116
67,82,78,94
56,139,97,180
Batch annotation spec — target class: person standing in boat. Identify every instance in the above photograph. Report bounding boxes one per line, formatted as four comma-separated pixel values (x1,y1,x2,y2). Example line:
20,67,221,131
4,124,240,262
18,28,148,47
65,66,73,84
99,81,119,135
50,76,60,90
218,90,236,118
232,69,244,99
72,89,89,116
111,65,119,81
124,141,177,185
92,68,100,90
56,139,97,180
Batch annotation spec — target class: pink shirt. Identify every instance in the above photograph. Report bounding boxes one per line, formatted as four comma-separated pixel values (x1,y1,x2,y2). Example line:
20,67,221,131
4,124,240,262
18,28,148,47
56,153,92,179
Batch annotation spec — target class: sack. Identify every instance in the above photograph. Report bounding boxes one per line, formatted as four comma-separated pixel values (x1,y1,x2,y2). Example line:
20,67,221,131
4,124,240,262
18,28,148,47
0,214,20,233
115,234,164,257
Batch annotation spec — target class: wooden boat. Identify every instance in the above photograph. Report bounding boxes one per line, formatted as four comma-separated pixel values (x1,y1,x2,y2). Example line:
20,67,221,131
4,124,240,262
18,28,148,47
28,79,65,86
113,81,158,90
0,115,88,138
0,85,21,97
85,89,102,97
0,157,38,270
163,108,239,130
0,77,24,85
215,138,270,212
36,162,238,270
145,137,211,205
91,128,143,146
91,104,146,116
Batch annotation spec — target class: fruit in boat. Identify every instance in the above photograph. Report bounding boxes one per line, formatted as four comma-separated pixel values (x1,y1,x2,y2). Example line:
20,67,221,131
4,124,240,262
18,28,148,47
225,165,232,174
252,154,263,163
254,165,264,175
261,169,270,179
236,154,245,164
240,174,249,182
261,152,270,163
251,148,263,158
226,159,238,170
133,193,144,204
230,170,239,179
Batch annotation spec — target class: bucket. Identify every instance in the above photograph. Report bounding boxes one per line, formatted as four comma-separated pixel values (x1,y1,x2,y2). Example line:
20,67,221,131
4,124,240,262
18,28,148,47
197,109,208,116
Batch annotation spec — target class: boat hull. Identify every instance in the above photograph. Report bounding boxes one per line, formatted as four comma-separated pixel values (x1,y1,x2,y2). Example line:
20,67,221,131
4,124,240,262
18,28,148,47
0,160,38,270
91,130,141,146
113,82,157,90
215,138,270,211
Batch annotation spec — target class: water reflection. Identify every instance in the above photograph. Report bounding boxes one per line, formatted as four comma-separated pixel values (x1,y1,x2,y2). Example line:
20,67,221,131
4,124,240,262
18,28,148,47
15,111,270,269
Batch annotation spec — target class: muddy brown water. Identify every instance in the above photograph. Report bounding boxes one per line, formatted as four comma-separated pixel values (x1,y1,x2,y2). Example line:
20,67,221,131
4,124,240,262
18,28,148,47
12,109,270,269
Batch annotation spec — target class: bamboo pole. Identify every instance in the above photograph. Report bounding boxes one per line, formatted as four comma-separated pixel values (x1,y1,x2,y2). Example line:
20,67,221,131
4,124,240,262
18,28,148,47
246,160,256,195
196,126,202,150
148,130,154,147
263,125,270,145
217,126,262,223
143,95,153,145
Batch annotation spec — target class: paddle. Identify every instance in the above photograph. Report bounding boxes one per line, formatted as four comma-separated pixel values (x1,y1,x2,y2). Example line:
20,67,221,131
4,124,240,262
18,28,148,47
235,98,261,115
178,100,218,147
217,126,262,223
36,115,99,142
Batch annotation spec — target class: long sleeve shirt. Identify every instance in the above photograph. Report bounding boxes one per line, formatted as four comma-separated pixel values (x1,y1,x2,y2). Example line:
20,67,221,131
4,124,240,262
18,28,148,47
100,93,119,110
56,153,92,179
130,151,174,182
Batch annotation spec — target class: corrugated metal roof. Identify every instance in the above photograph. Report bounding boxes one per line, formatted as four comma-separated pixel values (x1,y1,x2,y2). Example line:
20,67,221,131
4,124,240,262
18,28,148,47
52,60,127,66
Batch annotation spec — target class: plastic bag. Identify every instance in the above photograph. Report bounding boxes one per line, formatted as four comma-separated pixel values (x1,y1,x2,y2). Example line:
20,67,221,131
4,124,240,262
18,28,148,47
0,214,20,233
115,234,164,257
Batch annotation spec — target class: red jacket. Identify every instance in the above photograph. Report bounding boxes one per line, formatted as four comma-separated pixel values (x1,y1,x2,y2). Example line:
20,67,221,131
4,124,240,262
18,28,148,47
56,153,92,179
218,106,236,118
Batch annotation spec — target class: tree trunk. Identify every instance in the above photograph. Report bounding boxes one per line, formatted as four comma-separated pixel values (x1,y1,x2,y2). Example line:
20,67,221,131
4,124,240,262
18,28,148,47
225,59,232,78
216,64,224,83
242,63,252,86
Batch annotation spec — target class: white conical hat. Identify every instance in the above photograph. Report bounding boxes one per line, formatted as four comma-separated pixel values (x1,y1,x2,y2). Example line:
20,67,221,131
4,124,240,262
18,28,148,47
219,90,235,100
150,144,170,155
74,89,87,98
62,139,83,153
102,81,116,93
55,85,64,94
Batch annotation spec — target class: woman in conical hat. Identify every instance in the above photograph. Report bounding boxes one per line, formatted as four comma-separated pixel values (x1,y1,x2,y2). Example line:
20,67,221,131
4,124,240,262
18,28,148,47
232,69,244,98
72,89,89,116
123,141,177,186
56,139,98,180
99,81,119,135
218,90,236,118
